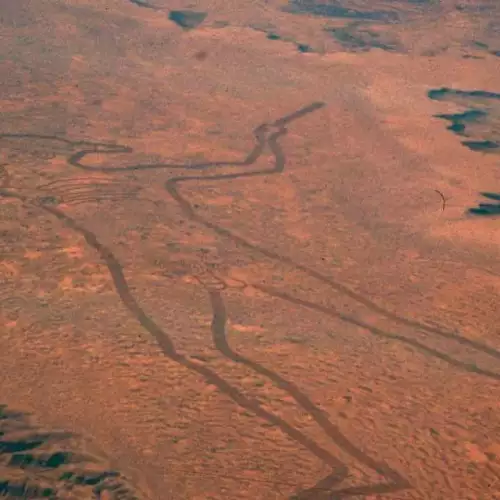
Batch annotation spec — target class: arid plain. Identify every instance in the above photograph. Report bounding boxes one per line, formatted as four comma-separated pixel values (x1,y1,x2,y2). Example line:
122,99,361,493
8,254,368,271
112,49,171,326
1,0,500,498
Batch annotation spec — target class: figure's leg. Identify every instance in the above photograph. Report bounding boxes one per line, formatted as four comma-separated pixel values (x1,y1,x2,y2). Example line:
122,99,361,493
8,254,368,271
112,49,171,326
19,200,351,491
158,120,500,383
194,272,408,498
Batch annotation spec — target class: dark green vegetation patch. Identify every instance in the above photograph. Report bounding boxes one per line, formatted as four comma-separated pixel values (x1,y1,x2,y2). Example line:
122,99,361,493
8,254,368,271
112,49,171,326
169,10,207,30
429,87,500,216
0,404,140,499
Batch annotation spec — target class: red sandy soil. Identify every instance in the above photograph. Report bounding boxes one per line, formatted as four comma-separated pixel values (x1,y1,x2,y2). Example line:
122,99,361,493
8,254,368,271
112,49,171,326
1,0,500,498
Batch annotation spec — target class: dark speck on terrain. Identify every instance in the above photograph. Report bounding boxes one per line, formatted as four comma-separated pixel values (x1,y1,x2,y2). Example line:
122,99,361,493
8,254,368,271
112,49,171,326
194,51,208,61
297,43,313,53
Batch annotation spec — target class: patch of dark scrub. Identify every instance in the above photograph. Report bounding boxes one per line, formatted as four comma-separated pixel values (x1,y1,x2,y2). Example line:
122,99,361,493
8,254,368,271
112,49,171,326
284,0,399,22
168,10,207,30
468,193,500,216
456,2,494,13
429,87,500,155
434,109,487,135
297,43,313,52
480,192,500,201
0,404,141,499
462,140,499,152
326,24,400,51
128,0,156,9
428,88,500,101
0,480,55,498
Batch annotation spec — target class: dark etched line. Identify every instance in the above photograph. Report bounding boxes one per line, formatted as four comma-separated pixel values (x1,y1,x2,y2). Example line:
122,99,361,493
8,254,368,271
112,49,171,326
161,105,409,495
39,204,350,471
61,189,134,199
272,101,326,126
164,126,287,213
163,143,500,366
208,290,408,497
253,285,500,381
0,104,409,497
0,188,352,489
39,178,119,189
60,195,136,207
64,103,324,173
56,103,500,368
59,186,136,198
44,187,129,198
296,479,416,499
67,125,269,172
434,189,446,211
0,133,128,150
4,100,493,497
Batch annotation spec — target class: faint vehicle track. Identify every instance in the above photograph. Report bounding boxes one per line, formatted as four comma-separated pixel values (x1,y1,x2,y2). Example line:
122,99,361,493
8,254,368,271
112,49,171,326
35,176,140,208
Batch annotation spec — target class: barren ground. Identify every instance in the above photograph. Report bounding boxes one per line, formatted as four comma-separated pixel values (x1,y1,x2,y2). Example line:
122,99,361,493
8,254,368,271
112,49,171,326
1,0,500,498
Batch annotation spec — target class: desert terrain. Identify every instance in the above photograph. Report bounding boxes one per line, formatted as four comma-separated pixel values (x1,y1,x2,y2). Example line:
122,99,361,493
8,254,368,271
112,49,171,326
1,0,500,498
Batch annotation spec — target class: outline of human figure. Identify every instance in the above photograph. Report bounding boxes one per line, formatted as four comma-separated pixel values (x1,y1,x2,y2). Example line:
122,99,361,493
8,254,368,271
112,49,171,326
2,101,499,496
0,104,410,497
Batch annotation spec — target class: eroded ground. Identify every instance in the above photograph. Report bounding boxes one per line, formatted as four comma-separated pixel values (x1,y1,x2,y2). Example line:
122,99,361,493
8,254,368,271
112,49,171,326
1,0,500,498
